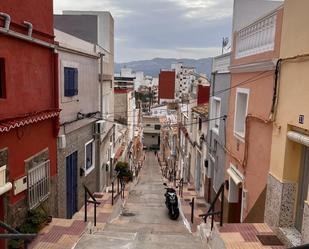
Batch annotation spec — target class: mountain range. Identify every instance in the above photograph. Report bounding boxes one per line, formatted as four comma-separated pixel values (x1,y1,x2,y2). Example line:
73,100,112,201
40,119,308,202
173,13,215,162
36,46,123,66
115,57,213,78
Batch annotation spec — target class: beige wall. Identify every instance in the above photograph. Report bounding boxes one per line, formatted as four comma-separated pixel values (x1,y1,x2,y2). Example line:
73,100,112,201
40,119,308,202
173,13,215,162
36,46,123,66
269,0,309,184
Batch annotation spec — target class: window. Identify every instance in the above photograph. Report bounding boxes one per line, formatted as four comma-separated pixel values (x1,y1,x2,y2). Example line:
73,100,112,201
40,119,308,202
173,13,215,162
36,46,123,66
85,139,95,175
154,125,161,130
0,58,6,98
212,97,221,133
64,67,78,97
146,124,151,127
234,88,249,139
28,160,50,209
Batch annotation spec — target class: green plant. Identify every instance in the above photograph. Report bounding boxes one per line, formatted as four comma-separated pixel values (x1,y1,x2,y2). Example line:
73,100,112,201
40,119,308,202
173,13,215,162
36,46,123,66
8,239,23,249
115,161,129,178
9,207,49,248
28,207,48,227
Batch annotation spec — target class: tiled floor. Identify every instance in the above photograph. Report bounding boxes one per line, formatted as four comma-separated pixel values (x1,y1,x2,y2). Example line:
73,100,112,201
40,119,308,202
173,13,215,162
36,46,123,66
218,223,286,249
28,186,130,249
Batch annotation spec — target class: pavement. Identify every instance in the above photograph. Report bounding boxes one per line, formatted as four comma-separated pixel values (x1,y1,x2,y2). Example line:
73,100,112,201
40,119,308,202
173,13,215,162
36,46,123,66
28,181,129,249
74,151,205,249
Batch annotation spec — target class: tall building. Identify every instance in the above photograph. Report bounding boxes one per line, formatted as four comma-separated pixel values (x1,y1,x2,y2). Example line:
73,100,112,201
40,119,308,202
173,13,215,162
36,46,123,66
54,11,115,190
224,1,283,223
172,62,197,100
0,2,59,248
54,29,102,219
158,70,176,104
265,0,309,245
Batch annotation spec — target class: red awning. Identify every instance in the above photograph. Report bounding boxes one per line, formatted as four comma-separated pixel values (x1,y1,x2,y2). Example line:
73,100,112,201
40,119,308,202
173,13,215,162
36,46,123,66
0,110,60,133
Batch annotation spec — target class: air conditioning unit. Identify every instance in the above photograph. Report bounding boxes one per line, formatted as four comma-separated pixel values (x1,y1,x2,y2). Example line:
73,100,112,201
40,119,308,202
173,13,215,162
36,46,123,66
58,135,66,149
95,120,106,134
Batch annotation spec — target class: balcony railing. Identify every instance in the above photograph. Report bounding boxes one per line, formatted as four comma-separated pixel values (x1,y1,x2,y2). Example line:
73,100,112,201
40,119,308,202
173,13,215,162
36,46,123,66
235,11,277,59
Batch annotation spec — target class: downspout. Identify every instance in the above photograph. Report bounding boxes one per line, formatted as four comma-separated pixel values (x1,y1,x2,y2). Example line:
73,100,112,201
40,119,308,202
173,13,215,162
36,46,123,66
53,51,60,137
0,12,11,30
99,53,105,119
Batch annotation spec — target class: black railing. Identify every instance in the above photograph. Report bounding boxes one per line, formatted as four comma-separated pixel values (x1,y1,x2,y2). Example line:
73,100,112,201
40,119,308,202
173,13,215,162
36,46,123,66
0,221,36,249
111,172,120,206
83,184,101,227
189,197,195,224
199,182,225,230
121,178,125,199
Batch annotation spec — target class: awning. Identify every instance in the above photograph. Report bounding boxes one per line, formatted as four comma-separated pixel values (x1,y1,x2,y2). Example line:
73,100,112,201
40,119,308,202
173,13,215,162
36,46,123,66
0,110,60,133
287,131,309,147
227,167,243,186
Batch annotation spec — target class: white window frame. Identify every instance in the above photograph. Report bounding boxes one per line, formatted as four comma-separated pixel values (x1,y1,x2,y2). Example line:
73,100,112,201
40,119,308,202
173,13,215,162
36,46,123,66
211,97,221,135
234,88,249,141
0,165,6,187
85,139,95,176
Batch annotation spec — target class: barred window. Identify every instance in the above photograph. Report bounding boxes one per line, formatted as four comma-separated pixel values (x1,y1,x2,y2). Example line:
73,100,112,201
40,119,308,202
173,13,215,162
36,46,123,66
28,160,50,210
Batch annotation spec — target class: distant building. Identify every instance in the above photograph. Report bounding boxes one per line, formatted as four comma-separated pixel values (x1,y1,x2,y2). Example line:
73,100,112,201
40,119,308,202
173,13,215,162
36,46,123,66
172,62,198,100
158,70,176,104
143,116,161,149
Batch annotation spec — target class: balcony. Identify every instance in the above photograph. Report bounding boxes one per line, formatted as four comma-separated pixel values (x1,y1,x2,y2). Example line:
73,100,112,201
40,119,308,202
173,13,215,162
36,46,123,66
235,10,277,59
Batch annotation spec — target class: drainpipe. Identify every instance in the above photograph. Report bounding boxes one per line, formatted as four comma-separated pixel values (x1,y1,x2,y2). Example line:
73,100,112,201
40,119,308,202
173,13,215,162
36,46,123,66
0,12,11,30
23,21,33,37
99,53,105,119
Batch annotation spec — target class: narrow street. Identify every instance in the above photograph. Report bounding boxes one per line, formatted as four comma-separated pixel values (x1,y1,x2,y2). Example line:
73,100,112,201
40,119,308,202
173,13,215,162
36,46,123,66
74,152,205,249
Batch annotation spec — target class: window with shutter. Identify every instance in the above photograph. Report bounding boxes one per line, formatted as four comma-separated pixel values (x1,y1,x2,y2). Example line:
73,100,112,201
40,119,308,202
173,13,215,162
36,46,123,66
64,67,78,97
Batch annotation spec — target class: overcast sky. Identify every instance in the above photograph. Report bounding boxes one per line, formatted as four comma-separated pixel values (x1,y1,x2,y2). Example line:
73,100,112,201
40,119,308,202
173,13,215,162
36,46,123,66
54,0,233,63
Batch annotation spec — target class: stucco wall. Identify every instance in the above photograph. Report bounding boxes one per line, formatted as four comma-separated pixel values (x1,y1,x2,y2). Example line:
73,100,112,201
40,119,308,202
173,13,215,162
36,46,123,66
57,48,99,123
269,0,309,182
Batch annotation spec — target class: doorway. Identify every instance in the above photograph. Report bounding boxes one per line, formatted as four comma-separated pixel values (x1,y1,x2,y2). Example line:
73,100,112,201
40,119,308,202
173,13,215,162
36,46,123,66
295,146,309,231
66,151,78,219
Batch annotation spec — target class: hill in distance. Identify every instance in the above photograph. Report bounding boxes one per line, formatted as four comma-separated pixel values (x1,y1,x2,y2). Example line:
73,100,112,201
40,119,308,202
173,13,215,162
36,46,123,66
115,57,213,78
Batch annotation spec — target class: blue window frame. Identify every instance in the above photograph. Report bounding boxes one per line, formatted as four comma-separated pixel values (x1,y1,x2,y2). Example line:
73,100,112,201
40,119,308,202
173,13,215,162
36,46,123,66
64,67,78,97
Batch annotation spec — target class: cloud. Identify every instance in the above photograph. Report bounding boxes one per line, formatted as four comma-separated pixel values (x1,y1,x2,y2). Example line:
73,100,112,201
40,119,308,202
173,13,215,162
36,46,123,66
53,0,233,62
170,0,233,21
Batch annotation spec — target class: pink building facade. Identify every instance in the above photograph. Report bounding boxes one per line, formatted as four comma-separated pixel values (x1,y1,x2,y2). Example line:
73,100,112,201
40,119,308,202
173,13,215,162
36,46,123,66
224,6,283,223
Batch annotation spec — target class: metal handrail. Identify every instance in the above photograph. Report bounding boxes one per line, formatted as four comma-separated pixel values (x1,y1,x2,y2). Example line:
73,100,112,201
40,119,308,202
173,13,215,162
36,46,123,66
111,172,120,205
199,182,225,229
0,221,36,249
83,184,101,227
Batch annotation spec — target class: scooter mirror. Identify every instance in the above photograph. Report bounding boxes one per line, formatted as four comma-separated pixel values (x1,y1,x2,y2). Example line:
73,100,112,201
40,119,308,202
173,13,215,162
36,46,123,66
163,183,167,186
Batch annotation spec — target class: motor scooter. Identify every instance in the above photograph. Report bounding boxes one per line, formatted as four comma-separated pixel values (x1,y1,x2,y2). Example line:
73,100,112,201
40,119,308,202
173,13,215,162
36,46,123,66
163,183,179,220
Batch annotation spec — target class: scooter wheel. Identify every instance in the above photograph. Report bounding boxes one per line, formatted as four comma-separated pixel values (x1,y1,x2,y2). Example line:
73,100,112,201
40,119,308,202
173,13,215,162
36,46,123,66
169,208,179,220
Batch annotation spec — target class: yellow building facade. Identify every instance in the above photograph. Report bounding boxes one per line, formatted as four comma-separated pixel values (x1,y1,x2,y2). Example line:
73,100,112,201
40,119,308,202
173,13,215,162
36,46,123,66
265,0,309,245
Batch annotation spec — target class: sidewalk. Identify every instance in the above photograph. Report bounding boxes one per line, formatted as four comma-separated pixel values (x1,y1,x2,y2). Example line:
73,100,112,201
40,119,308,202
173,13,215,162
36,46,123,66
29,187,130,249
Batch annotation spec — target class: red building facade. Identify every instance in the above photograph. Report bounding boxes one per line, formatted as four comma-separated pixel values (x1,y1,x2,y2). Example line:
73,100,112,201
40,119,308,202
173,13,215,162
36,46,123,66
0,1,59,243
197,85,210,105
158,70,175,103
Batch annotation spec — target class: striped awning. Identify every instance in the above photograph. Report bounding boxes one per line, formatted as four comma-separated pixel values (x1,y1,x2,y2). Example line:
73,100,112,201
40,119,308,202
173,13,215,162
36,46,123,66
0,110,60,133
